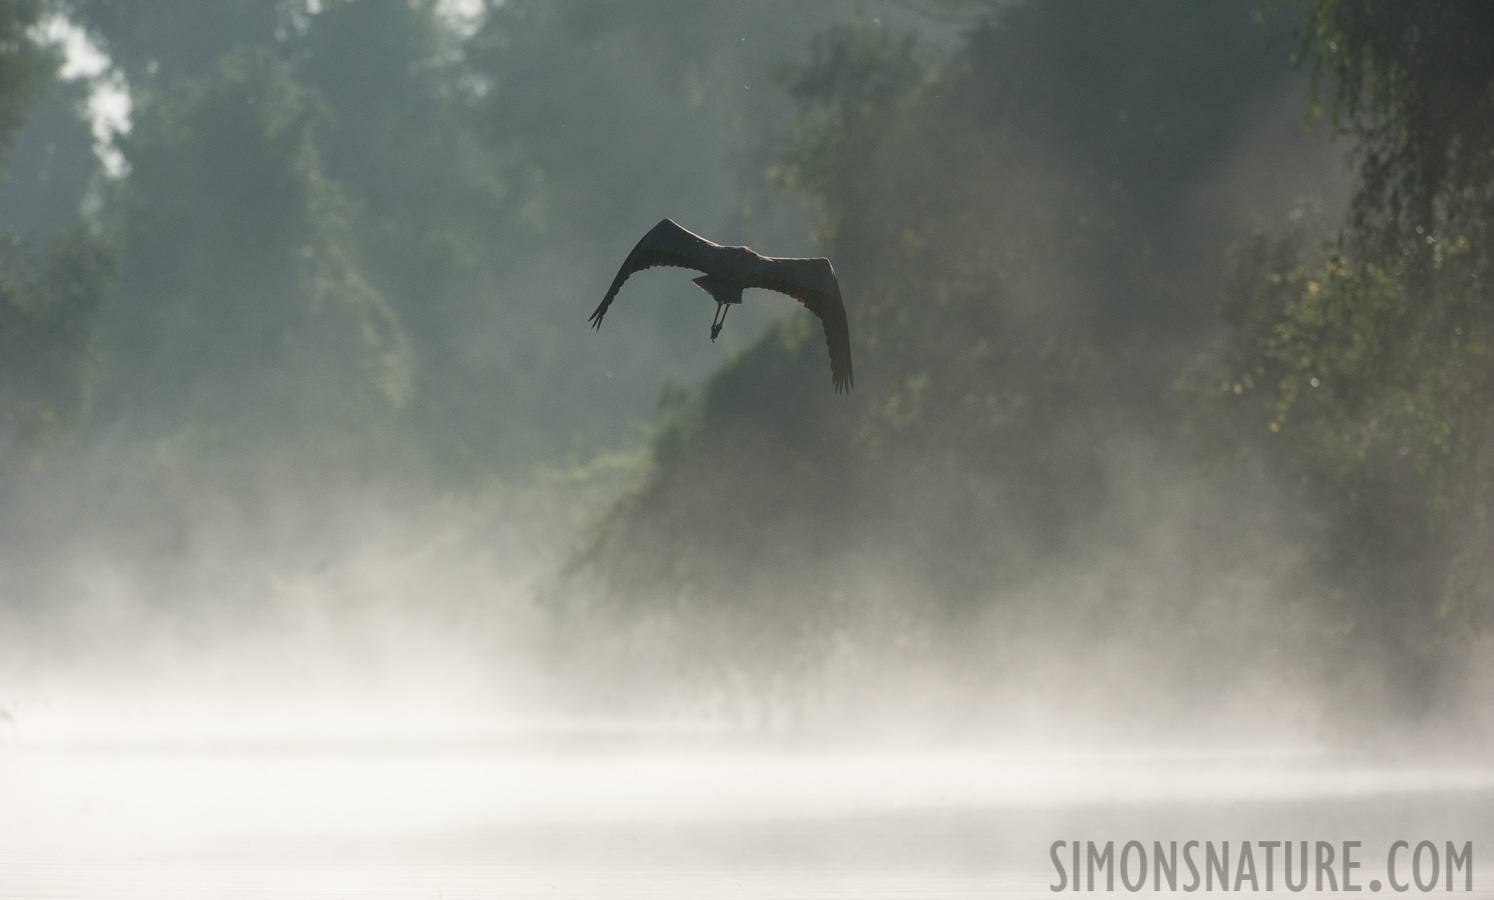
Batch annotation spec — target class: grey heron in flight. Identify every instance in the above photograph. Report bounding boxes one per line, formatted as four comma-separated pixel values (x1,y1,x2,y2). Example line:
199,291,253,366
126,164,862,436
589,219,854,393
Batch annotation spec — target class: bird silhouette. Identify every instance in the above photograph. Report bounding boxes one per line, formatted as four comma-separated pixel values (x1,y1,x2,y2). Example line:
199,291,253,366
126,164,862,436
589,219,853,393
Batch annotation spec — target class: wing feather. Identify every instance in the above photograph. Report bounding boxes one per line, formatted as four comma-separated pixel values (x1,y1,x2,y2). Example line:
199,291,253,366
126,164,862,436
589,219,726,329
746,257,854,393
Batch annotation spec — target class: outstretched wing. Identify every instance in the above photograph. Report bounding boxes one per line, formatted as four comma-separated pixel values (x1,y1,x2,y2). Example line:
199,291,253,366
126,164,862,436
589,219,727,329
747,257,854,393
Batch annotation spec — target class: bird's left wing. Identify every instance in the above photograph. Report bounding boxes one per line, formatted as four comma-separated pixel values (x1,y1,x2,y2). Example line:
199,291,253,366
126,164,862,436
589,219,727,329
747,257,854,393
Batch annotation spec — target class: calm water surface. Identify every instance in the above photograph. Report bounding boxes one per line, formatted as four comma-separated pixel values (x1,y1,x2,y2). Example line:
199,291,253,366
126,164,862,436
2,732,1490,899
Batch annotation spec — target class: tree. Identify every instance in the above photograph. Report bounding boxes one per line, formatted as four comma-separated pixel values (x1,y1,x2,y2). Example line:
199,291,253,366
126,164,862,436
568,2,1329,684
97,45,412,447
1192,0,1494,630
1301,0,1494,257
0,0,117,472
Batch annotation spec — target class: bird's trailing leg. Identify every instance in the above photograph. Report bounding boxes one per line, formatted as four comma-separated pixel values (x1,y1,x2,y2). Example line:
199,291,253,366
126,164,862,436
710,302,730,342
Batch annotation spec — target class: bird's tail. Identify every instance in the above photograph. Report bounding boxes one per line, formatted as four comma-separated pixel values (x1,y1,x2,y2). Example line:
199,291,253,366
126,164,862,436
691,275,742,306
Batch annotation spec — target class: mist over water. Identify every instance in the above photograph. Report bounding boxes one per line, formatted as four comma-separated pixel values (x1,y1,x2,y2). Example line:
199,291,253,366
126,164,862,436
1,1,1492,897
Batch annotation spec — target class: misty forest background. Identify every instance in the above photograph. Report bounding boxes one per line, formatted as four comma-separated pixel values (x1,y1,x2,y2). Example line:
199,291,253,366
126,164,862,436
1,0,1492,742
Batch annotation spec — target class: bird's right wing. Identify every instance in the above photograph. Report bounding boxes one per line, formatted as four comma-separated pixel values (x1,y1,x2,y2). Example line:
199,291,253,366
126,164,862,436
747,257,854,393
589,219,726,329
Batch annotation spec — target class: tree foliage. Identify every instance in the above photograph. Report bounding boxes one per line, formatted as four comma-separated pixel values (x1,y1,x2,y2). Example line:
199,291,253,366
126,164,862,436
0,0,49,170
1301,0,1494,254
571,2,1319,647
1190,0,1494,627
101,43,412,443
0,0,117,471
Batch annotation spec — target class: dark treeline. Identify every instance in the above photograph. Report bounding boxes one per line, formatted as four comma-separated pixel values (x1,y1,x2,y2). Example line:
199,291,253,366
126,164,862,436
0,0,865,617
0,0,115,475
66,0,858,474
0,1,1489,735
565,1,1494,730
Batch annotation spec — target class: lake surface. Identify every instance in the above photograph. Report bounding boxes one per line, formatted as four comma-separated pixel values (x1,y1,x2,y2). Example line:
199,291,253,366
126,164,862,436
2,733,1490,899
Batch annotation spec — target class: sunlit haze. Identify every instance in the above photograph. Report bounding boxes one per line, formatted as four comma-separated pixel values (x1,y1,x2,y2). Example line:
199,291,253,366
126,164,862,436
1,1,1492,897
